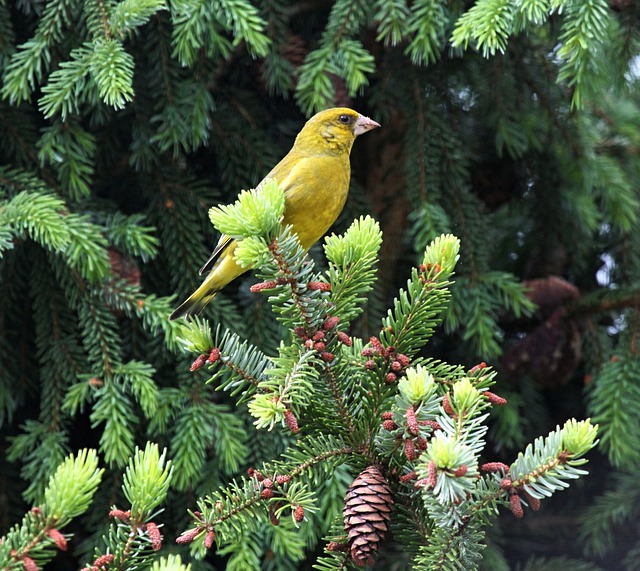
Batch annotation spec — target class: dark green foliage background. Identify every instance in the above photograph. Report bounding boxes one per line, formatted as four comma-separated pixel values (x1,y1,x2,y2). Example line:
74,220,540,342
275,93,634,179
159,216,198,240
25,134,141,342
1,0,639,569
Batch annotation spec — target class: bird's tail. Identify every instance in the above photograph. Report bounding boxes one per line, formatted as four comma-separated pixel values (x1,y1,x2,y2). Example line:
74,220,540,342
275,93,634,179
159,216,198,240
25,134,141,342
169,247,244,321
169,287,217,321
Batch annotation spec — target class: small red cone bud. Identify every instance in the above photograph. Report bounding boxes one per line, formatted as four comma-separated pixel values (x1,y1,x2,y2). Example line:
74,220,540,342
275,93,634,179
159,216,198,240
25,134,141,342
500,478,513,490
284,409,299,433
510,494,524,518
420,262,440,274
385,372,397,383
250,280,278,292
469,362,487,374
396,353,410,367
453,465,468,477
404,438,416,461
22,557,38,571
261,488,274,499
361,347,374,357
30,507,42,516
382,411,394,420
262,479,273,489
391,360,402,372
400,471,417,483
382,419,397,431
323,316,340,330
293,505,305,522
337,331,352,346
275,474,291,485
206,348,220,363
176,527,200,544
427,460,438,488
93,554,115,569
415,436,428,450
421,419,442,431
269,505,280,526
204,530,216,549
406,407,420,435
293,327,308,339
442,394,454,415
146,522,162,551
484,391,507,406
481,462,510,473
304,339,314,349
190,354,207,372
314,341,326,352
524,491,541,511
47,528,68,551
384,346,396,358
364,360,376,370
327,542,348,552
370,336,384,355
312,331,325,341
109,509,131,522
321,351,334,362
253,470,265,482
247,467,256,477
307,281,331,291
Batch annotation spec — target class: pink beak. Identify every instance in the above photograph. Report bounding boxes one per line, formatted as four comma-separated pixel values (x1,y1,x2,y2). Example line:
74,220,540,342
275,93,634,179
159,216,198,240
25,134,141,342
354,114,381,136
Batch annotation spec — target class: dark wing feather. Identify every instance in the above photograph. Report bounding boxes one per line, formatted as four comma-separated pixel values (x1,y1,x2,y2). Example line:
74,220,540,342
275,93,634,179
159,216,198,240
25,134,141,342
199,234,233,275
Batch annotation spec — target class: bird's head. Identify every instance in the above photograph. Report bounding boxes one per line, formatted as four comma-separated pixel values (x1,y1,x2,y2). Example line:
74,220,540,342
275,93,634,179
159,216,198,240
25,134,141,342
295,107,380,155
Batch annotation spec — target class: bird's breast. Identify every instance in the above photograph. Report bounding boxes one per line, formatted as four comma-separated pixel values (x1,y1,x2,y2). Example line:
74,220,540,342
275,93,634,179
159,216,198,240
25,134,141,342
281,155,351,250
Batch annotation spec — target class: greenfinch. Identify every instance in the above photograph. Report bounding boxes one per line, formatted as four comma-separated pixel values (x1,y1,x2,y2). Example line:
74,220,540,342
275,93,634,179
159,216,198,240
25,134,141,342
170,107,380,320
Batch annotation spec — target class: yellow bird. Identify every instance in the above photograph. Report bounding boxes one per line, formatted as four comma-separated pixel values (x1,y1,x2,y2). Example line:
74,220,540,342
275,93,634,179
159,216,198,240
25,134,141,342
170,107,380,320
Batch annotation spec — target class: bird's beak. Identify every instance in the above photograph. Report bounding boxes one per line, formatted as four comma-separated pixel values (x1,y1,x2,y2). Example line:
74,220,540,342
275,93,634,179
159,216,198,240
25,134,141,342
354,114,381,136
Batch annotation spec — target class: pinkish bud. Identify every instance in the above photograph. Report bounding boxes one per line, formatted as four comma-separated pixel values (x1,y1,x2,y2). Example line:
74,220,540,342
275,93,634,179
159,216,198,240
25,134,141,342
146,522,162,551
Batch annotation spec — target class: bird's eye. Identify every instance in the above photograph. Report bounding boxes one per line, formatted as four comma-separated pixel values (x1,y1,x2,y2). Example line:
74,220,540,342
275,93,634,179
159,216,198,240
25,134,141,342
338,114,352,125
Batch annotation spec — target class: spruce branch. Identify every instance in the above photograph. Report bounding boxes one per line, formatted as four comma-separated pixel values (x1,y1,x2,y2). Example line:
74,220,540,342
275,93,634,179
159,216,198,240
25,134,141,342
295,0,375,112
86,444,172,571
178,440,353,554
0,450,103,571
1,0,79,104
378,233,460,358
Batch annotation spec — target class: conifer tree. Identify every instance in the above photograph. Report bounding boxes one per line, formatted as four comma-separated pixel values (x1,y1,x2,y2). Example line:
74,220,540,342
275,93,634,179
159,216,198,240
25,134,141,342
1,0,638,569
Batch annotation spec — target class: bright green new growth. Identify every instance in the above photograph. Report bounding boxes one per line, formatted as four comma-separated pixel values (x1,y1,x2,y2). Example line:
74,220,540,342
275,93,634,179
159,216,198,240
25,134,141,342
0,450,103,571
85,443,173,570
151,554,192,571
43,449,104,523
124,443,173,520
208,179,286,241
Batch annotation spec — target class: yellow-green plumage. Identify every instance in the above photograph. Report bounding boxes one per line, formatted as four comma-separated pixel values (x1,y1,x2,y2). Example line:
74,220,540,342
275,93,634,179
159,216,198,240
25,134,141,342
170,107,380,320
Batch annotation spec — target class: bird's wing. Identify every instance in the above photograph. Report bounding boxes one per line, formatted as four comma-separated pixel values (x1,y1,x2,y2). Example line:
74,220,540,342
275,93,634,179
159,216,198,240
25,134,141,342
198,233,233,275
198,151,304,276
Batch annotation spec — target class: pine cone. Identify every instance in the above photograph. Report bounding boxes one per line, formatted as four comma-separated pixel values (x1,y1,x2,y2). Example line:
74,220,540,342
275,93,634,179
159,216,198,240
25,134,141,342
283,34,307,68
343,465,394,567
523,276,580,316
